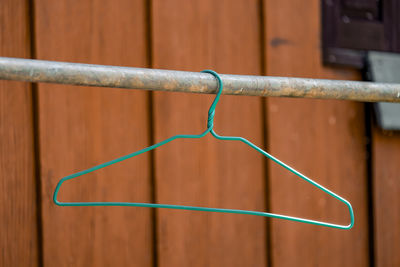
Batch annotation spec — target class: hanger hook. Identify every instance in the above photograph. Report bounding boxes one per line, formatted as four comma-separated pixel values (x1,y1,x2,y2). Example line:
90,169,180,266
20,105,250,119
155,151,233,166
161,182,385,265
201,70,223,130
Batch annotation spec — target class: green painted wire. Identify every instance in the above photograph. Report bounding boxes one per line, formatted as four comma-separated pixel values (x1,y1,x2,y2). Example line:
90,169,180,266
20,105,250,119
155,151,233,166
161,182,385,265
53,69,354,230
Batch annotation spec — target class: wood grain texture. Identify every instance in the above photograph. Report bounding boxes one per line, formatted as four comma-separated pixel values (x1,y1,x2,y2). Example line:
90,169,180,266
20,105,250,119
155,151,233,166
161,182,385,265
0,0,39,266
34,1,153,266
152,1,267,266
373,129,400,267
264,0,369,266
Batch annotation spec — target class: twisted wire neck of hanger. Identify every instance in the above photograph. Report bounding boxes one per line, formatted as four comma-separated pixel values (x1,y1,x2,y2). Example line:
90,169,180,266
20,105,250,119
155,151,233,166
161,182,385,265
202,70,223,130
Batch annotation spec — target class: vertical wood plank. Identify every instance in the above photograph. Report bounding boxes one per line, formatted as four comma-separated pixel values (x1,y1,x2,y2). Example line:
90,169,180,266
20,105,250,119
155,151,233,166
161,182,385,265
263,0,370,266
152,1,267,266
373,130,400,266
34,1,153,266
0,0,39,266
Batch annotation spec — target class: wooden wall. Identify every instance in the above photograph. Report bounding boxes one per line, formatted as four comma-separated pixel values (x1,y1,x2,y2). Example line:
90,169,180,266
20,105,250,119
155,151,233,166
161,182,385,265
0,1,39,266
0,0,399,266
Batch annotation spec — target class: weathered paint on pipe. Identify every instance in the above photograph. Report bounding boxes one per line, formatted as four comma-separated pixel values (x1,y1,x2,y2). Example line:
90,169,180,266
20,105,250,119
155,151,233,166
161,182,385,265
0,57,400,102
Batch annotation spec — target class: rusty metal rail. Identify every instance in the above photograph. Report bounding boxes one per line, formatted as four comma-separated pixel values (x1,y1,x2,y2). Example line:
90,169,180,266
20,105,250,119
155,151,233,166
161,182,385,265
0,57,400,102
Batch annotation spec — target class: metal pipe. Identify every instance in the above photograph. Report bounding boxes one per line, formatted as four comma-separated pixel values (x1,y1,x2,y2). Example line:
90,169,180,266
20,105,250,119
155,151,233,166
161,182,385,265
0,57,399,102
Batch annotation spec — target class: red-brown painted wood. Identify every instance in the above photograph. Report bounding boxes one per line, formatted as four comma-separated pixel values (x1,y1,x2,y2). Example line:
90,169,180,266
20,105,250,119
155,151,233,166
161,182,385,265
263,0,370,266
0,0,39,265
373,129,400,267
34,1,154,266
152,1,267,266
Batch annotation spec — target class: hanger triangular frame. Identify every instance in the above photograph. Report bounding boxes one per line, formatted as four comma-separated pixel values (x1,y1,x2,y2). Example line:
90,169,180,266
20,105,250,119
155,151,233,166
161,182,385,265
54,70,354,230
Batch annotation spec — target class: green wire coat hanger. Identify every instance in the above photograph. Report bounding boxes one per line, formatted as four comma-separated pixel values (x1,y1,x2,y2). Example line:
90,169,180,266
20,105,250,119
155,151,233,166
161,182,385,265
53,70,354,230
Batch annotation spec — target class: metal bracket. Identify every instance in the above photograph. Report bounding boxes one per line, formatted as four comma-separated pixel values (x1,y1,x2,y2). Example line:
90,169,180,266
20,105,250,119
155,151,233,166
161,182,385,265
367,51,400,130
